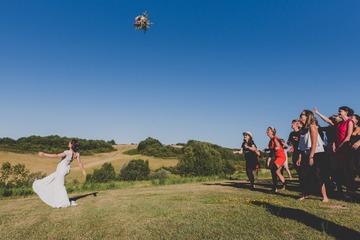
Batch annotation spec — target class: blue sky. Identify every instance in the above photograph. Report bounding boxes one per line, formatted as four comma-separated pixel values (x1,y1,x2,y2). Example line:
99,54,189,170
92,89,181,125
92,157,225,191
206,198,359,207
1,1,359,149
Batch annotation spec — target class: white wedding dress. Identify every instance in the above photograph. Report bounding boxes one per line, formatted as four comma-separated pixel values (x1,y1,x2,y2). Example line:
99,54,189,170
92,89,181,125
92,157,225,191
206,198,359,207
33,150,79,208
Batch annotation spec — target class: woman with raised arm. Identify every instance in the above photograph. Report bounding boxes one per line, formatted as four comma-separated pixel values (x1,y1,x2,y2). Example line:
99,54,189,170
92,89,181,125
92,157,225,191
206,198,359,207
333,106,355,200
313,107,342,194
233,131,258,190
297,110,329,202
33,139,87,208
265,126,286,193
313,107,336,126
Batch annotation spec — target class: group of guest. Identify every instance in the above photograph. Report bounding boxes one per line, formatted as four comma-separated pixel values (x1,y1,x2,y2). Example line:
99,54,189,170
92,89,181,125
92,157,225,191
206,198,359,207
234,106,360,203
312,106,360,201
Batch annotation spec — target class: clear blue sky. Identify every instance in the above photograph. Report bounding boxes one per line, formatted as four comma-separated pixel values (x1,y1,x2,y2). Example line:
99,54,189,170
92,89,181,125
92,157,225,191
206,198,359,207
1,1,359,149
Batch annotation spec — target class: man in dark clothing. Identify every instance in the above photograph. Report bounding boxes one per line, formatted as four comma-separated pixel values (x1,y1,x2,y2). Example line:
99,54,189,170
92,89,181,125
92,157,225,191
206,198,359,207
287,120,302,176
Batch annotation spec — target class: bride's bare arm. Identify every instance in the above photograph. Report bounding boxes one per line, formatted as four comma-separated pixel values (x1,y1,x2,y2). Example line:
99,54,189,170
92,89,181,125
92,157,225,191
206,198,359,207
76,155,87,177
38,152,66,158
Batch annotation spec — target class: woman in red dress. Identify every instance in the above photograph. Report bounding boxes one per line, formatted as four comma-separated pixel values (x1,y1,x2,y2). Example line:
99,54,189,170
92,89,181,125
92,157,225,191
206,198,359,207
334,106,355,200
265,126,286,193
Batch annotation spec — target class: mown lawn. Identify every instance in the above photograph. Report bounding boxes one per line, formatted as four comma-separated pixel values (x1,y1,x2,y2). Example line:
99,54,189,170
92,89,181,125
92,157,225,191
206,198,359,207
1,178,359,240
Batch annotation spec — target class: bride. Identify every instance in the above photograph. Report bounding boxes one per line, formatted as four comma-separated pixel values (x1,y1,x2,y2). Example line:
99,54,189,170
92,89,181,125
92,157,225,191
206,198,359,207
33,139,87,208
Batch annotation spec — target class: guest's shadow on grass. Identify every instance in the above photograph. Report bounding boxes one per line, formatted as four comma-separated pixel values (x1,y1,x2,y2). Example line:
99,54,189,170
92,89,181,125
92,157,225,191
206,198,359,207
69,192,98,202
205,179,360,206
250,200,360,240
204,180,301,199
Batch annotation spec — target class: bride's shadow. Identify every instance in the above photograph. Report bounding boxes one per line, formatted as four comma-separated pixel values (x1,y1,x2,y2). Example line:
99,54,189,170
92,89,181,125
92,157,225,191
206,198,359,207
69,192,98,201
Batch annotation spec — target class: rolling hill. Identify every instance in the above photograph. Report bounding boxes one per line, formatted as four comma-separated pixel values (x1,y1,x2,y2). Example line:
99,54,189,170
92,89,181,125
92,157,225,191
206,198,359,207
0,144,178,183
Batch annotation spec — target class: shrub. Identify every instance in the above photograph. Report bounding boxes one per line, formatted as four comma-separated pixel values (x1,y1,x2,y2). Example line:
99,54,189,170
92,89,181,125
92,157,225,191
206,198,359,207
177,140,236,176
137,137,183,158
149,168,172,184
86,162,116,183
0,162,45,197
160,166,179,175
137,137,163,153
119,159,150,181
123,149,139,155
223,160,237,175
0,162,45,188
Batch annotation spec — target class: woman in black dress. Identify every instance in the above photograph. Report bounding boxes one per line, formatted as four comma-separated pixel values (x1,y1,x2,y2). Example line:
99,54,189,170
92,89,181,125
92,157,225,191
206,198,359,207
233,131,259,190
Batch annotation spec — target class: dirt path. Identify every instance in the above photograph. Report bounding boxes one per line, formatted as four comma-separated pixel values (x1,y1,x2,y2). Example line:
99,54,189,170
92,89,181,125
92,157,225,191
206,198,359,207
80,145,138,168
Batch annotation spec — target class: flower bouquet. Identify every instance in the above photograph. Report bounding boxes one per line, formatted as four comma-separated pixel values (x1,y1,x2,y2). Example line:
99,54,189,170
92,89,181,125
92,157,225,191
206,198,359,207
134,12,153,33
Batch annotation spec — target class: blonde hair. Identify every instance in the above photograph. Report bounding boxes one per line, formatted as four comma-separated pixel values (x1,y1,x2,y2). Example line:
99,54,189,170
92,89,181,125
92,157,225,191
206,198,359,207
267,126,276,135
301,110,318,129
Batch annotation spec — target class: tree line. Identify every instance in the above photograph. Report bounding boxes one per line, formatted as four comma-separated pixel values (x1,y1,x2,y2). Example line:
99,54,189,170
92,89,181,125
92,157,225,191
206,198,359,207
0,135,116,155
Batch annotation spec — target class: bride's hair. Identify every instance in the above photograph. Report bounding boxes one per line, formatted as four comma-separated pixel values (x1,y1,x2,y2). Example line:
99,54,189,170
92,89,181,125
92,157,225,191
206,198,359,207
71,139,80,152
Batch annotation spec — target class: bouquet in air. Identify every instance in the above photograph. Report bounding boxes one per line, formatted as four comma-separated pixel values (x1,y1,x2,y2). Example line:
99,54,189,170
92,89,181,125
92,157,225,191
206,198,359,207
134,11,153,32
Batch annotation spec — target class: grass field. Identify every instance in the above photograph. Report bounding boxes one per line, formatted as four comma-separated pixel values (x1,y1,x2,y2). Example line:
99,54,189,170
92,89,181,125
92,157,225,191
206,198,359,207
1,147,360,239
1,178,360,240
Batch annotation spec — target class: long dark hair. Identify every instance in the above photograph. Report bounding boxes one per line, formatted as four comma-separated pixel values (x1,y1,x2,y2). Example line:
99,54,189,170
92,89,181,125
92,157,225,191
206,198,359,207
243,137,256,149
353,114,360,123
339,106,354,117
71,139,80,152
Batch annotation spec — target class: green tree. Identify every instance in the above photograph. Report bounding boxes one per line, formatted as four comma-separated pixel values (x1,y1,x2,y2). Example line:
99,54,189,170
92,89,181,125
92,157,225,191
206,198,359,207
137,137,163,153
119,159,150,181
176,140,237,176
0,135,116,155
137,137,183,158
86,162,116,183
0,162,45,189
177,141,224,176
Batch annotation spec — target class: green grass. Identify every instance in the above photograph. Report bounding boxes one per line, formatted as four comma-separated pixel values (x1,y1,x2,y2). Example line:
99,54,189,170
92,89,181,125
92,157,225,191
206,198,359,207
0,175,225,198
1,178,359,240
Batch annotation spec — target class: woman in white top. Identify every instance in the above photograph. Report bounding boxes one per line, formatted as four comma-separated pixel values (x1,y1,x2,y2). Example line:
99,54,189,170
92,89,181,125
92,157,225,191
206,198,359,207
297,110,329,202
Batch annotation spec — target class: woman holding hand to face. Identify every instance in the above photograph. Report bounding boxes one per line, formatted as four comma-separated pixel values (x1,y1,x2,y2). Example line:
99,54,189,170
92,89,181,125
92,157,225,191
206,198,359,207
233,131,258,190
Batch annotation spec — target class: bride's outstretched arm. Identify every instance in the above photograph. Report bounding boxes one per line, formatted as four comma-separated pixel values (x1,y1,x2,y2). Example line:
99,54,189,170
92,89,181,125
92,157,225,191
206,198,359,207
38,152,66,158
